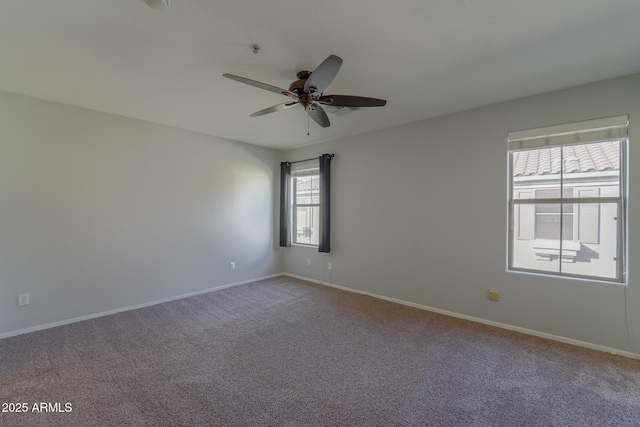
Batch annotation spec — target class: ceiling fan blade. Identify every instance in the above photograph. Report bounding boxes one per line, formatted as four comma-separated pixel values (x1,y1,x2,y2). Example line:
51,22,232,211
307,104,330,128
319,95,386,107
250,102,299,117
303,55,343,95
223,73,297,98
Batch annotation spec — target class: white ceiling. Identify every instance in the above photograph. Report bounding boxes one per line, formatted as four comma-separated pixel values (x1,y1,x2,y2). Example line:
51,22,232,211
1,1,640,150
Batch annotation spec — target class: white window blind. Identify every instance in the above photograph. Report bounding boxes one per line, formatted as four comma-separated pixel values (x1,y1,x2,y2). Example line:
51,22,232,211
291,159,319,177
508,115,628,151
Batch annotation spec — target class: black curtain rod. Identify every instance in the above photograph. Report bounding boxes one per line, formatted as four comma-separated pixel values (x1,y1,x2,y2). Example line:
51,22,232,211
286,154,335,164
289,157,316,164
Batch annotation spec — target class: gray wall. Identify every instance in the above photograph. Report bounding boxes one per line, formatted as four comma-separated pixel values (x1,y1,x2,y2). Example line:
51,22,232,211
282,73,640,355
2,73,639,356
0,90,281,336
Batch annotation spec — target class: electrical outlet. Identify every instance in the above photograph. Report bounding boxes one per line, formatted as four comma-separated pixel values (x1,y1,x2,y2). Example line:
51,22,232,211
327,262,332,270
19,293,30,306
307,258,311,266
488,289,499,302
229,262,236,270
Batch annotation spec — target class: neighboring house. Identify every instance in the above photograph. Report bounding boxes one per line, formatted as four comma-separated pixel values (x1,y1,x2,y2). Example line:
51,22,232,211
511,140,621,279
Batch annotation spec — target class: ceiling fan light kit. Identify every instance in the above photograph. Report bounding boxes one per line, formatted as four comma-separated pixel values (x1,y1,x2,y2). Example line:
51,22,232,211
223,55,386,131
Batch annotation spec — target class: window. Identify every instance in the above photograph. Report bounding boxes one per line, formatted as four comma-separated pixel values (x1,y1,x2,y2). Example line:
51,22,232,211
508,116,627,282
280,154,333,252
292,163,320,246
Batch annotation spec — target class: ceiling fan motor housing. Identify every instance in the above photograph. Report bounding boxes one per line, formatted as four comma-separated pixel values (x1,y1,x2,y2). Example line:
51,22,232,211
289,71,312,94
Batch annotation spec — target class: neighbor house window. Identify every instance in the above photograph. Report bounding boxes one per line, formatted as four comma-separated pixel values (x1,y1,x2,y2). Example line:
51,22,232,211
534,188,574,240
508,115,628,282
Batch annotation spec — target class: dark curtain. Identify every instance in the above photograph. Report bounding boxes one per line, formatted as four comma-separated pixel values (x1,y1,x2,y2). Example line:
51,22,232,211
279,162,292,247
318,154,334,253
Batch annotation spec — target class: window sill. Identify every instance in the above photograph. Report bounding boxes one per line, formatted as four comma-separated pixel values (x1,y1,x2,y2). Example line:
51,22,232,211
507,267,625,285
292,243,318,249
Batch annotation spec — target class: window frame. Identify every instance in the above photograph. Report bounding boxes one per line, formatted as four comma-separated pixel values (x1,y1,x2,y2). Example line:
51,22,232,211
290,162,320,247
507,117,628,284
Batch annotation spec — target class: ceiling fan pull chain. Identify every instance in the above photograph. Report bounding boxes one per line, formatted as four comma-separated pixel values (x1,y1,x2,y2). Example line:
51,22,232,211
307,109,310,136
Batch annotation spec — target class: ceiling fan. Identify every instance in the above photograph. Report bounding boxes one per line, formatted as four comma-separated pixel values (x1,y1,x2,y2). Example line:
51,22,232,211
223,55,386,130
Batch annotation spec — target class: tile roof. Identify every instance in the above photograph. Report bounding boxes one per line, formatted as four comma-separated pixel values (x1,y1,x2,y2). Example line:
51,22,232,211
512,141,619,177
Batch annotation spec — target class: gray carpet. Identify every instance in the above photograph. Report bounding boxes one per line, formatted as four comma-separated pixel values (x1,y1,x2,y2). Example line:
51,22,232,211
1,276,639,426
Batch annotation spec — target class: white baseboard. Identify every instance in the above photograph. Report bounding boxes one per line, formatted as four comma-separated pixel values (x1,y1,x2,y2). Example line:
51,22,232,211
282,273,640,361
0,274,282,340
5,271,639,361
